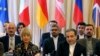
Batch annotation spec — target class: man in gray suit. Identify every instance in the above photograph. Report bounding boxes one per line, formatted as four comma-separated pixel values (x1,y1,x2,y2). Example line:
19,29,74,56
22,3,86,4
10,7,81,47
78,24,99,56
0,42,4,56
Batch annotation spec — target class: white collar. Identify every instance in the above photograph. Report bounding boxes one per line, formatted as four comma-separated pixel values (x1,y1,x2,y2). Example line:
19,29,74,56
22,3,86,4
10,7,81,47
69,42,76,47
79,34,84,36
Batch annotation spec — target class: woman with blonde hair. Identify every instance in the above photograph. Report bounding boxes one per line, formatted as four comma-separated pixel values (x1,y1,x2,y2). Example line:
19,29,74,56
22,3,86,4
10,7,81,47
13,27,40,56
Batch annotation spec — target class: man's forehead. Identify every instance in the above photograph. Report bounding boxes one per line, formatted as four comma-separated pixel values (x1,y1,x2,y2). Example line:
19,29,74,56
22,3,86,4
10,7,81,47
85,26,93,28
78,25,85,27
8,23,15,26
8,26,15,28
51,27,58,29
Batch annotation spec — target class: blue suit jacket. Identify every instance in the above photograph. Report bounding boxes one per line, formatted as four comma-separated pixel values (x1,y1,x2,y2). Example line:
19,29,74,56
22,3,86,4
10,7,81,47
0,35,21,52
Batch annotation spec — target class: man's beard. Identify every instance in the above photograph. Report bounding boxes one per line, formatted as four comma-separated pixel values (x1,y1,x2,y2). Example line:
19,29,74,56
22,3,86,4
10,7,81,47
53,35,57,37
85,32,92,38
52,33,58,37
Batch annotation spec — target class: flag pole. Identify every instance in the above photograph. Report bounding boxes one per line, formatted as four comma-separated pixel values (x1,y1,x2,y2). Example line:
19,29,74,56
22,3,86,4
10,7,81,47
39,28,42,48
96,27,98,39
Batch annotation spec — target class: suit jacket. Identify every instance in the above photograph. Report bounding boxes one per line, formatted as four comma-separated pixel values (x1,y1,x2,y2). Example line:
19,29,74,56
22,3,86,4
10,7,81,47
77,38,99,55
0,42,4,56
0,35,21,52
56,41,86,56
94,41,100,56
43,36,65,56
40,32,64,47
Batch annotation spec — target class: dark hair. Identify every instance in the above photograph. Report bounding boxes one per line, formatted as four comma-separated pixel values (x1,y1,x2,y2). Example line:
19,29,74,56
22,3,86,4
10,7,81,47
77,22,86,26
51,24,60,31
86,24,94,29
52,24,59,27
17,22,25,34
66,29,77,36
49,20,57,24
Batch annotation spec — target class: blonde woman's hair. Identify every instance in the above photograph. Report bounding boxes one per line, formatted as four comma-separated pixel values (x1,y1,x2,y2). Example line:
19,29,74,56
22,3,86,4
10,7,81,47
20,27,32,39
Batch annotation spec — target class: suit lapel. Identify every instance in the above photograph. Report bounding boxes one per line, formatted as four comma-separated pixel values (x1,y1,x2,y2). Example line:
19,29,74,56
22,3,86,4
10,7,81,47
57,37,60,48
73,43,78,56
92,38,96,52
13,35,17,50
67,44,70,56
51,38,55,50
63,42,69,56
15,35,17,45
6,36,9,50
77,35,79,40
84,39,87,47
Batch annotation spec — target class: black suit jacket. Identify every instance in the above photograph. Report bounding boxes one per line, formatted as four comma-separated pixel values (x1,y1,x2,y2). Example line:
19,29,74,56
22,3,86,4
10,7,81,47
56,41,86,56
0,42,4,56
94,41,100,56
43,36,65,56
0,35,21,52
40,32,64,47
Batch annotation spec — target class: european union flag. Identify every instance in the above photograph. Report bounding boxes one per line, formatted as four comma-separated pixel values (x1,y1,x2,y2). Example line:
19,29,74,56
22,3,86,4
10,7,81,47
0,0,9,25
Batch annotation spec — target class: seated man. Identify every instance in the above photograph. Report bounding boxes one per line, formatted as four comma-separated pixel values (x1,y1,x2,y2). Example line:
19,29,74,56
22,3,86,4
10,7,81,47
40,20,64,48
0,22,21,53
56,29,86,56
78,24,99,56
43,25,65,56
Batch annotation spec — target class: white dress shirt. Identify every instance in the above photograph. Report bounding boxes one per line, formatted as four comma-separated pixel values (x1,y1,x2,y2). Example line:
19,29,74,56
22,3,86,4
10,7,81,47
9,36,15,50
79,34,85,39
69,43,76,56
52,36,58,51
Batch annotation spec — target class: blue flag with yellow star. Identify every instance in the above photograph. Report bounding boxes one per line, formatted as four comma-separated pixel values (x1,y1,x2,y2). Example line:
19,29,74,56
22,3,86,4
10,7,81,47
0,0,9,25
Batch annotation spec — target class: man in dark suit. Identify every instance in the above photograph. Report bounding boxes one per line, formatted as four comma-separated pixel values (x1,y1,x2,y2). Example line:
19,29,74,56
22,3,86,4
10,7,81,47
78,24,99,56
56,29,86,56
0,23,21,53
76,22,86,39
0,42,4,56
40,20,64,48
43,25,65,56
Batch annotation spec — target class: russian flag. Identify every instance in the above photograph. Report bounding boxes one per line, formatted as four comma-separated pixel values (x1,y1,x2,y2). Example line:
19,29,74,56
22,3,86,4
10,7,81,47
92,0,100,27
73,0,83,25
